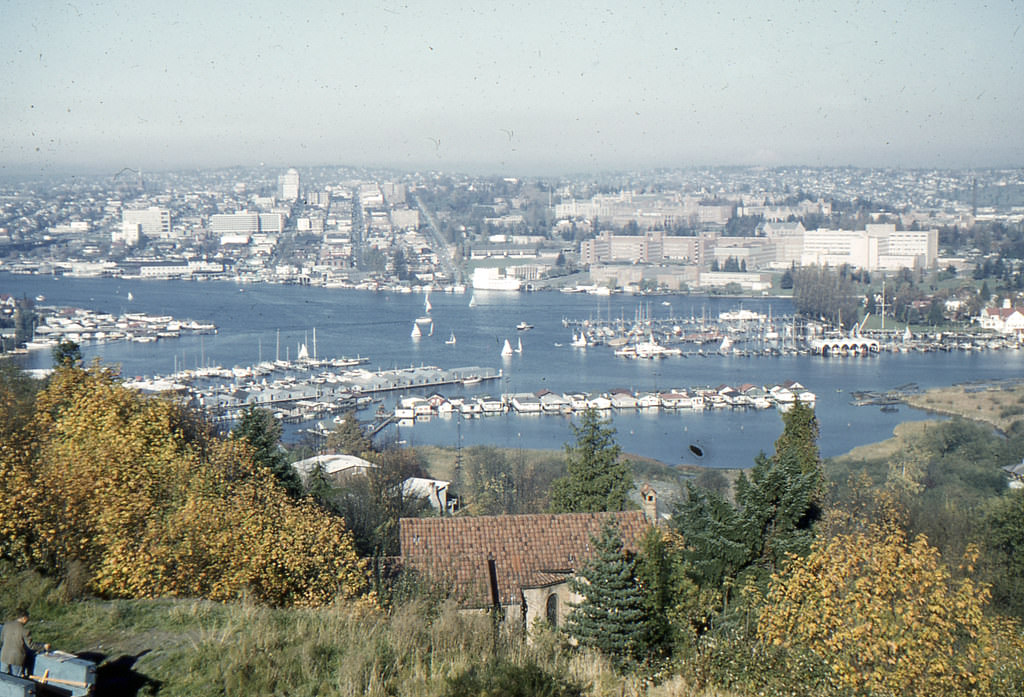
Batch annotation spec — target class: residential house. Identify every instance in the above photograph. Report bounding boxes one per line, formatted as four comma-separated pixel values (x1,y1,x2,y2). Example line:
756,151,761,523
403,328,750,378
399,509,651,629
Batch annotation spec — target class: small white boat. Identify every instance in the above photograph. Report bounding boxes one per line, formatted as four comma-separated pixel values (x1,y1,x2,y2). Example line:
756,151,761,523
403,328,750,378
468,294,477,308
445,332,456,345
415,316,433,325
500,339,514,357
516,322,534,331
411,323,422,339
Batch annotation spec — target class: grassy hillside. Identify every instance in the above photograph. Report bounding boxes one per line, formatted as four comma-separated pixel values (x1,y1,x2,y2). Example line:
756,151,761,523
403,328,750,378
2,565,735,697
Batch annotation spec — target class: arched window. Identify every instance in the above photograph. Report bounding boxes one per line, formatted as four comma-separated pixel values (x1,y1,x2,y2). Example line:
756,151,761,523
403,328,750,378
545,593,558,627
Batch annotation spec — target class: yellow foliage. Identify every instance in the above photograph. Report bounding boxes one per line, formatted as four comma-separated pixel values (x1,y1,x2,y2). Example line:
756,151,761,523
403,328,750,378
758,515,1023,696
0,365,367,606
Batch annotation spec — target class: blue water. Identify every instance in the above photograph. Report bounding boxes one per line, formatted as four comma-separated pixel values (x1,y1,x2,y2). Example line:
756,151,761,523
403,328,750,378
7,273,1020,468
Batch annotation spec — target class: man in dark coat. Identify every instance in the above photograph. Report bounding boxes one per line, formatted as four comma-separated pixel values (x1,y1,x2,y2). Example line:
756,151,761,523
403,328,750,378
1,609,48,678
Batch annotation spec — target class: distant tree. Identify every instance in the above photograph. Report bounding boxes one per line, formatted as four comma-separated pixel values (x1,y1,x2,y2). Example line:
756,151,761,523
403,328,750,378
393,247,409,280
865,291,877,315
549,409,630,513
555,250,566,267
232,405,302,498
326,411,373,457
792,264,860,329
779,267,794,290
927,300,945,326
740,258,747,272
52,340,82,368
710,258,720,272
564,520,647,670
982,489,1024,617
325,445,429,556
13,296,35,346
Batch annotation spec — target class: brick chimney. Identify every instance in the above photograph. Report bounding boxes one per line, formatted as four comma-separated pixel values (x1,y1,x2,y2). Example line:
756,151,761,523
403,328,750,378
640,483,658,524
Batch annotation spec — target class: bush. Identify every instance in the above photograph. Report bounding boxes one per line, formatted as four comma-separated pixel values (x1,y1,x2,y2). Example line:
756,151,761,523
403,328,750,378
444,658,586,697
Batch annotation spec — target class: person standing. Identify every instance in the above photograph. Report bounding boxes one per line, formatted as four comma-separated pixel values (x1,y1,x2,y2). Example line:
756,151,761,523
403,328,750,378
1,609,48,678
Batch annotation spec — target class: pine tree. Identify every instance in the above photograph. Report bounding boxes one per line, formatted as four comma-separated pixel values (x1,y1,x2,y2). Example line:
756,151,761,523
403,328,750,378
672,402,823,603
232,405,302,498
565,521,647,670
549,408,630,513
326,410,372,456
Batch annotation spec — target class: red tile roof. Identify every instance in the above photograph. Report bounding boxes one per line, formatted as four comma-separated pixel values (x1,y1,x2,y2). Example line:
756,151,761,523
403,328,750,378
399,511,649,607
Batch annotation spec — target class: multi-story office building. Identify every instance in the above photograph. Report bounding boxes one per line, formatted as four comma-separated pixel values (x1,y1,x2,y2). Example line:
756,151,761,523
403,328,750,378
117,207,171,245
278,168,300,201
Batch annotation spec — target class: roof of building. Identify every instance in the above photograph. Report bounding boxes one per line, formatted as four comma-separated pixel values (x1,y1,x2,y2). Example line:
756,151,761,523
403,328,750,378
291,453,376,477
399,510,649,608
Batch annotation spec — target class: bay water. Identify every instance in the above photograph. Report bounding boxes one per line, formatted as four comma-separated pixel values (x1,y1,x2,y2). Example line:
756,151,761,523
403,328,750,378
7,273,1019,468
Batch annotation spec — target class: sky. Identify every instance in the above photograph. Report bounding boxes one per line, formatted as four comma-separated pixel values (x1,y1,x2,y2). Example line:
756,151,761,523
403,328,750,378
2,0,1022,176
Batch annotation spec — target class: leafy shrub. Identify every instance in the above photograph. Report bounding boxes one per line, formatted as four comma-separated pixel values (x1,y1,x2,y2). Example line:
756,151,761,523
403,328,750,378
444,658,586,697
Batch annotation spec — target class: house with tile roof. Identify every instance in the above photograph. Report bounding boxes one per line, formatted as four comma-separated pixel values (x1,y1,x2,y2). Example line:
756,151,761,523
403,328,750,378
399,508,651,629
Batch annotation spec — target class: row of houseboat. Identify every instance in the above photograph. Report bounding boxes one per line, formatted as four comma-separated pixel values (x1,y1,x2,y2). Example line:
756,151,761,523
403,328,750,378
393,381,816,420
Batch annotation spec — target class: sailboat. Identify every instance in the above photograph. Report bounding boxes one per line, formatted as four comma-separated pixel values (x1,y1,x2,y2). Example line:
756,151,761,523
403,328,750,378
445,332,456,345
468,294,477,308
515,337,523,354
411,323,422,339
500,339,514,357
428,322,434,337
424,293,432,313
127,291,134,302
571,332,587,348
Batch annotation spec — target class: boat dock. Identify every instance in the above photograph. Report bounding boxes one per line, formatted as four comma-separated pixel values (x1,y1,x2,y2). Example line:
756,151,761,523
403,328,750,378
123,360,501,424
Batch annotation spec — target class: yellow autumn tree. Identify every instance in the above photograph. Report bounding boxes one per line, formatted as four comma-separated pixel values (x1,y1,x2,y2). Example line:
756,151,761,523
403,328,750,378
758,513,1024,697
1,364,367,606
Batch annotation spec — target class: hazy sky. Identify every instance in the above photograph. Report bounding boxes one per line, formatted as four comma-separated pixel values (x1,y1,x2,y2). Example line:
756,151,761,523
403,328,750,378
2,1,1022,175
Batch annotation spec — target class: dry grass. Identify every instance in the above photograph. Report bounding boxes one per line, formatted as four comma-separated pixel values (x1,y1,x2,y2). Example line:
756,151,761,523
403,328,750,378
903,382,1024,433
829,420,934,465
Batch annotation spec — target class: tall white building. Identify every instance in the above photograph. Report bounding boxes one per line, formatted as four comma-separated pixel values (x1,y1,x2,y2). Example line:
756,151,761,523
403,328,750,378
278,168,300,201
117,207,170,246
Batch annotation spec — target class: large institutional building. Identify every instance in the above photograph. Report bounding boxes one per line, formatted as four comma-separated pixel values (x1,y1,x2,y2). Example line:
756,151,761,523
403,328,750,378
116,206,171,246
580,223,937,272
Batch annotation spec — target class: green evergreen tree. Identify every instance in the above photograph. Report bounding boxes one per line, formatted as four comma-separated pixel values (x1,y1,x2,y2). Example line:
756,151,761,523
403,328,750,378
52,340,82,368
565,521,646,670
326,410,372,456
549,408,630,513
672,402,823,605
771,400,822,485
231,405,302,498
634,527,674,658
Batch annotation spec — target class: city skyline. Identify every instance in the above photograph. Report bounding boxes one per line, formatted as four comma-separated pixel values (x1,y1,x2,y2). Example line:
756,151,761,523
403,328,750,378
2,1,1023,176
